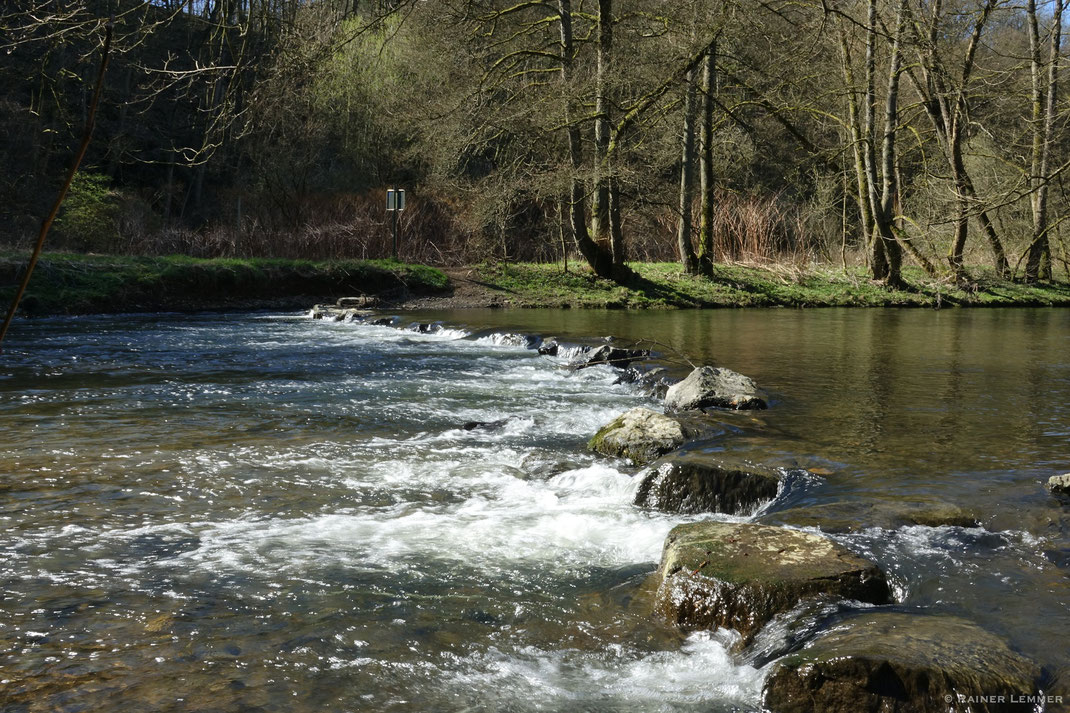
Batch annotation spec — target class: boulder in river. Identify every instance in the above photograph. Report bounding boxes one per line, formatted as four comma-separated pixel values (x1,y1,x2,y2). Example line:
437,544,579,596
634,453,781,516
664,366,768,411
537,340,559,356
613,366,677,399
653,521,890,644
575,344,650,370
588,408,690,465
762,612,1039,713
1048,473,1070,495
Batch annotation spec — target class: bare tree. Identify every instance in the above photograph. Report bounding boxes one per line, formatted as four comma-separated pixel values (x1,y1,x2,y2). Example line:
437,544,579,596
1025,0,1063,281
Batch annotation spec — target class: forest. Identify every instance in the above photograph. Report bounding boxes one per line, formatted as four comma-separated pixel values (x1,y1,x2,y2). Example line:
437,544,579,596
2,0,1068,286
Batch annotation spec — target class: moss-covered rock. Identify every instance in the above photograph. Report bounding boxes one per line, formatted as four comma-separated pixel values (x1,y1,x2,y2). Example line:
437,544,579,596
588,408,690,465
653,521,889,643
763,612,1040,713
634,453,781,516
664,365,768,411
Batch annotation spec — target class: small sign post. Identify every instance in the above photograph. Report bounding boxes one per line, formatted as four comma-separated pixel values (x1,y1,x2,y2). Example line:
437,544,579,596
386,188,406,261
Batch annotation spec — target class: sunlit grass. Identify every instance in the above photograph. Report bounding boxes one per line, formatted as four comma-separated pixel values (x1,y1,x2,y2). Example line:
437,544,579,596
476,261,1070,308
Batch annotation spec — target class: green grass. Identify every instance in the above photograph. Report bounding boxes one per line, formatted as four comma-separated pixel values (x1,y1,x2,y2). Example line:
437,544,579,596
3,253,1068,315
474,261,1070,309
0,252,448,315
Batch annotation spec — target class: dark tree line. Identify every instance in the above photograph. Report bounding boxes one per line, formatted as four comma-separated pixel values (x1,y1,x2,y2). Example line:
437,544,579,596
2,0,1068,283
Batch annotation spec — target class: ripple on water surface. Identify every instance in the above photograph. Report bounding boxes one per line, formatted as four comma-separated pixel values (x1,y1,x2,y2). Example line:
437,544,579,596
0,314,767,712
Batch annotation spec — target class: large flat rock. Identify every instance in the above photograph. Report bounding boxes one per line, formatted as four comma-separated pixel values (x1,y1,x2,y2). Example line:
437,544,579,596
654,521,890,643
763,612,1040,713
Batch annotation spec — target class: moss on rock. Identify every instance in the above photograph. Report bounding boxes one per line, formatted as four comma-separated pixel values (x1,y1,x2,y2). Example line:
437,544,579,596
763,612,1039,713
588,407,689,465
654,521,890,644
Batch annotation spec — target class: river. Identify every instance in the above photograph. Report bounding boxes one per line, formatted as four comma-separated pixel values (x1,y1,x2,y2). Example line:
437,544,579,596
1,307,1068,711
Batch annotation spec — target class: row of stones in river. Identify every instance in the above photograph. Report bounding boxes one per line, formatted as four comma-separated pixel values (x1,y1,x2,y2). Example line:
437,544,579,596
310,305,1067,711
587,363,1064,713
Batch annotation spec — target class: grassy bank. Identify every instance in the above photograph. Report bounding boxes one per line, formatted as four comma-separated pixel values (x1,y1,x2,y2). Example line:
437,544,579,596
3,253,1069,315
470,262,1070,308
0,252,449,315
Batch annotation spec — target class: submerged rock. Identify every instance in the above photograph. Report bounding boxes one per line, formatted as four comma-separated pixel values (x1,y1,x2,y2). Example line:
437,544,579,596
653,521,889,644
762,612,1039,713
461,419,509,432
588,408,689,465
664,366,768,411
1051,667,1070,708
634,453,781,516
1048,473,1070,495
762,501,981,533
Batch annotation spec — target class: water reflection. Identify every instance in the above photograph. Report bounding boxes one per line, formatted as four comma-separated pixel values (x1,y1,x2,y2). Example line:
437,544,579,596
1,309,1068,711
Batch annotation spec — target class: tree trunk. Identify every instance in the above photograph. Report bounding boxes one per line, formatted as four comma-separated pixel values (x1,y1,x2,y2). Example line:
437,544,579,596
557,0,613,277
946,136,969,278
906,0,1007,277
838,22,874,256
677,64,699,274
591,0,613,257
697,45,716,276
1026,0,1063,281
868,0,907,286
609,175,625,265
863,0,889,279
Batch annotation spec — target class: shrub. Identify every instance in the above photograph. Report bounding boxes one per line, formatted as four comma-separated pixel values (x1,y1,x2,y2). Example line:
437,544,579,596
54,171,121,252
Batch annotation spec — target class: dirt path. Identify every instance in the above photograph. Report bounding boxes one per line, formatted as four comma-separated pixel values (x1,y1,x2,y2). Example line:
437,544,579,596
395,267,513,310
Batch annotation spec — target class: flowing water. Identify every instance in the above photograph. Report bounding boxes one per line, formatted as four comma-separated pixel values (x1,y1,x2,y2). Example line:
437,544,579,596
1,308,1068,712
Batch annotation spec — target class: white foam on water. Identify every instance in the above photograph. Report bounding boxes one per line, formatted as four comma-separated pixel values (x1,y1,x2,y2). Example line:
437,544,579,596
177,463,681,577
472,332,539,348
443,631,765,712
431,327,472,340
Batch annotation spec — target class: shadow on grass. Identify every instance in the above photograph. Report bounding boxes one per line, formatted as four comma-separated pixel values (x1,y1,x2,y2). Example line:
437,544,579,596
620,271,713,307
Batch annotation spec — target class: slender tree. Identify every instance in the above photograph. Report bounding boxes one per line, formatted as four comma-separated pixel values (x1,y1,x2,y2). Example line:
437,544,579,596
1025,0,1063,281
677,61,700,273
696,43,717,276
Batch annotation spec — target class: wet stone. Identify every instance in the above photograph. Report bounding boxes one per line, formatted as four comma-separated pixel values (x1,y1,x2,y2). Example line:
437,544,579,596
573,344,650,370
537,339,559,356
589,407,690,465
634,452,781,516
654,521,890,644
763,612,1040,713
761,500,981,533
